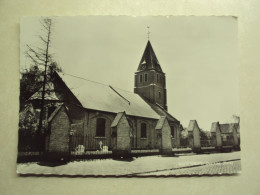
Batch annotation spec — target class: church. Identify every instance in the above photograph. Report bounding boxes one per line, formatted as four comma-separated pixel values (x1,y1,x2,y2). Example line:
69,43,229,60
22,40,182,156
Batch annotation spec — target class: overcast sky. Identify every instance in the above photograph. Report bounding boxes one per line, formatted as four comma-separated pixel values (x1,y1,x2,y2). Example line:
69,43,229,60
20,16,239,130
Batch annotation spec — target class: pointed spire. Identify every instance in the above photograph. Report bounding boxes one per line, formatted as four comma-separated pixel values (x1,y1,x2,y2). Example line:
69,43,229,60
137,40,163,72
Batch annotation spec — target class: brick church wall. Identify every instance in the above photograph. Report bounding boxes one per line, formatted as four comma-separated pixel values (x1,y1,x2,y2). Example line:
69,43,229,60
84,111,115,149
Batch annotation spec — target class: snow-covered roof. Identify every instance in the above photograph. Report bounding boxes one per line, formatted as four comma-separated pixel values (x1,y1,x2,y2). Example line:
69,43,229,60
56,72,160,119
111,112,124,128
187,120,199,132
29,82,59,101
210,122,220,133
146,102,178,122
219,123,239,134
155,116,167,130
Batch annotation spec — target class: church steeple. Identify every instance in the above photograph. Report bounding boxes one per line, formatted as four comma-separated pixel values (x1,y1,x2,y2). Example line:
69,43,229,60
137,41,163,72
134,40,167,110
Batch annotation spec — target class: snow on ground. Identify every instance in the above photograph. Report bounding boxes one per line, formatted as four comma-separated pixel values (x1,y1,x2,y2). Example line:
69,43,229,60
17,151,241,176
139,160,241,176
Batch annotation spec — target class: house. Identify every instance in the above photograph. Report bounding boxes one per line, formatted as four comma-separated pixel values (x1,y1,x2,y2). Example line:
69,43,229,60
22,40,182,155
210,122,240,149
219,123,240,148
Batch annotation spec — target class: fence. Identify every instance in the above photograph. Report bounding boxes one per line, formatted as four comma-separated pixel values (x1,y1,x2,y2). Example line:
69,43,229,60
201,137,213,147
18,131,45,152
70,134,111,155
17,132,240,162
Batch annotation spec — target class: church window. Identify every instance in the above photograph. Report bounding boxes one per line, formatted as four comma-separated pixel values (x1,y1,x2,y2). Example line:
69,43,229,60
96,118,106,137
140,74,143,83
144,73,148,82
171,126,175,138
141,123,147,138
158,91,161,99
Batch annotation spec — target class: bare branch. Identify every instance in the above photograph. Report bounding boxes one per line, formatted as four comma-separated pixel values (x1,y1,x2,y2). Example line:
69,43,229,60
38,35,48,44
25,51,41,65
26,45,46,62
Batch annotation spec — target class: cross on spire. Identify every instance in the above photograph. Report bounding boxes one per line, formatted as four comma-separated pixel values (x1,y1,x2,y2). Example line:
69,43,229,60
147,26,150,40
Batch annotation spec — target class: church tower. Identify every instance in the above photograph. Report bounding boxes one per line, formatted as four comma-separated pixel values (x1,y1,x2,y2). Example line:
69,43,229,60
134,40,167,110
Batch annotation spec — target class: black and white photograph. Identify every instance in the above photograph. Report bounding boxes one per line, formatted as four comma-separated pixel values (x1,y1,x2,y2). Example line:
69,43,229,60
17,16,240,176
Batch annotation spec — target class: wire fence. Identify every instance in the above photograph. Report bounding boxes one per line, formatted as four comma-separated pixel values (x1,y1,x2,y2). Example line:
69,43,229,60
70,134,111,155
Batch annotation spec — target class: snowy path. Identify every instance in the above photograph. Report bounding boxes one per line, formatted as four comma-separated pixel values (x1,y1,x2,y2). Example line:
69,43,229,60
17,152,241,176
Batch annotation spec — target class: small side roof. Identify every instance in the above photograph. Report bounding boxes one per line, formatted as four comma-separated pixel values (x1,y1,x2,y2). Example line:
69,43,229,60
146,102,179,123
155,116,167,130
48,104,71,123
210,122,220,132
187,120,199,132
111,112,125,128
29,82,59,101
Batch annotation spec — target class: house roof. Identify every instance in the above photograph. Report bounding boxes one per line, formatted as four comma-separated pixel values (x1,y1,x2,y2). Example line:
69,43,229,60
111,112,124,128
187,120,199,132
155,116,167,130
146,102,179,123
137,41,163,72
54,72,160,119
219,123,239,134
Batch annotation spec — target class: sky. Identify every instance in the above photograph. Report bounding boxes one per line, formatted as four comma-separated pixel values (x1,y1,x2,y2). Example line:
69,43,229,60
20,16,239,130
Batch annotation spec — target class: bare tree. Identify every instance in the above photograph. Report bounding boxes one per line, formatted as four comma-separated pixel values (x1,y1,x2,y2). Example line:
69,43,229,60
25,17,59,135
232,115,240,124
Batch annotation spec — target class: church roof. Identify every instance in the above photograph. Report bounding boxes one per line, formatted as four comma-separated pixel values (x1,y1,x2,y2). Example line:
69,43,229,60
146,101,179,123
54,72,160,119
137,41,163,72
219,123,239,134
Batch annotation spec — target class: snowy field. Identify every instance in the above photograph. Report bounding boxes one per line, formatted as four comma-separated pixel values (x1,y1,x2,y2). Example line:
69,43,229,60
17,151,241,176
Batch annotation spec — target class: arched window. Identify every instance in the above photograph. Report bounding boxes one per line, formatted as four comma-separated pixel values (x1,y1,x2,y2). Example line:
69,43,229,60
140,74,143,83
144,73,148,82
171,126,175,138
158,91,161,99
141,123,147,138
96,118,106,137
